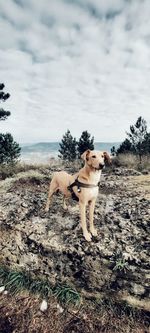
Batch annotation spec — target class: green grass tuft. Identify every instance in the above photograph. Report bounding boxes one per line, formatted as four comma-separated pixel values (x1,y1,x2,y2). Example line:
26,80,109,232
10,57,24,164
0,266,80,305
113,258,129,272
53,284,81,305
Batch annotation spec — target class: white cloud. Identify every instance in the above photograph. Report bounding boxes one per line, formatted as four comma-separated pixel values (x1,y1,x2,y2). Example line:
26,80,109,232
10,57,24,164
0,0,150,143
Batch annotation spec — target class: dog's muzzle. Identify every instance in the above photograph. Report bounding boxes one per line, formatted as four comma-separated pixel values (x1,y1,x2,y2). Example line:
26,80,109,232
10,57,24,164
99,163,104,170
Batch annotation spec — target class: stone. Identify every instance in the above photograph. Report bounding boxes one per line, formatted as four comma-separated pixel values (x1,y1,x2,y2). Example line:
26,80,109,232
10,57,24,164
40,300,48,312
57,304,64,313
21,202,28,208
0,286,5,293
131,283,145,296
142,170,149,175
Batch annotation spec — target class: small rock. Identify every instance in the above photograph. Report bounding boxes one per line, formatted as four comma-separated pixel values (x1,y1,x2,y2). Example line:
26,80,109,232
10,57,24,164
40,299,48,312
0,286,5,293
4,290,8,295
131,283,145,296
21,202,28,208
142,170,149,175
57,303,64,313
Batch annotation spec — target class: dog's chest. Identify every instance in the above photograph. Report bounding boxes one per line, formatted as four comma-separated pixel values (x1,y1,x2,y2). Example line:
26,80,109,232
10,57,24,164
87,172,101,199
87,187,99,200
89,171,101,186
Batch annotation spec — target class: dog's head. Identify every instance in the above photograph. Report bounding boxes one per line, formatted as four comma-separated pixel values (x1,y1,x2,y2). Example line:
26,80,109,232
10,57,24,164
81,150,111,170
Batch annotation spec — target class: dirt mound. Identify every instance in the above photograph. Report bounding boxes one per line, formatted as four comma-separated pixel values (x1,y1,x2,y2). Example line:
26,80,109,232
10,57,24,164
0,169,150,310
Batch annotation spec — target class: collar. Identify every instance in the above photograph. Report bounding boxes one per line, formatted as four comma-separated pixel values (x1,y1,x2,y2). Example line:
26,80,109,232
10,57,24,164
68,177,100,193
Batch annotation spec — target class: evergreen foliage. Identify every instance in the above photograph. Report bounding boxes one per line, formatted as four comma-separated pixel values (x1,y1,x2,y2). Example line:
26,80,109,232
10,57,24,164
77,130,94,157
116,117,149,161
0,109,11,121
111,146,116,156
0,83,21,164
58,130,77,161
140,132,150,154
0,133,21,164
117,138,134,154
0,83,11,120
126,116,147,160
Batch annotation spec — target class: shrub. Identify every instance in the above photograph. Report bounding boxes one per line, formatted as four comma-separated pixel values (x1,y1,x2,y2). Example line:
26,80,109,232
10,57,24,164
112,153,150,171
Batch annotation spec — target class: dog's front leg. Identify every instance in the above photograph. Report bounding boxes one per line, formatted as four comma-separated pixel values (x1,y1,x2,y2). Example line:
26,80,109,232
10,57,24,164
79,202,92,242
89,199,97,236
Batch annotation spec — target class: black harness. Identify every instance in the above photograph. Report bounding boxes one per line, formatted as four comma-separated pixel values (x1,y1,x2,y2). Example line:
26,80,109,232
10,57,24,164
67,178,100,202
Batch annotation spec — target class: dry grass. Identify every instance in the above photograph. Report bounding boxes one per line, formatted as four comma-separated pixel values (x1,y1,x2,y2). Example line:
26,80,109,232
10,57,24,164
0,159,62,180
0,267,149,333
113,154,150,171
0,292,149,333
0,169,49,193
0,292,64,333
1,153,150,181
0,163,44,180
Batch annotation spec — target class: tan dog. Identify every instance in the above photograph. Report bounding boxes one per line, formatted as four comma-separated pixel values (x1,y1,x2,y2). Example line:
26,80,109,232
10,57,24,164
45,150,111,241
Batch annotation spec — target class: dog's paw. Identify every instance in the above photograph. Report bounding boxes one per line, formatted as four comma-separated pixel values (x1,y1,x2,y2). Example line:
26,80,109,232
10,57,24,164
84,232,92,242
90,228,98,237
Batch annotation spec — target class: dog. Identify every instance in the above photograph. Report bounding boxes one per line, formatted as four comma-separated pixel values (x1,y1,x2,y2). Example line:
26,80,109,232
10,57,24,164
45,150,111,241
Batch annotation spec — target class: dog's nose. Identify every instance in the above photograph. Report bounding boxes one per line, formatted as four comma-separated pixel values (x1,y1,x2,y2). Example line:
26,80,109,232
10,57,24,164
99,163,104,169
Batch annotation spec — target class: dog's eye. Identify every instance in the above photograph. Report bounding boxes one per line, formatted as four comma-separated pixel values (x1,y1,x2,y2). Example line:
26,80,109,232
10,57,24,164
102,155,104,158
92,155,96,158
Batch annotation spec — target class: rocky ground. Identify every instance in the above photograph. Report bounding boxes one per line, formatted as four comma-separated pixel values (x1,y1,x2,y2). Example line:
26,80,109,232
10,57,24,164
0,165,150,332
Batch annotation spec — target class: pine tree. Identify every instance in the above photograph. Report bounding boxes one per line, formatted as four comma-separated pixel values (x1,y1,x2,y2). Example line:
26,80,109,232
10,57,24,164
58,130,77,161
0,83,21,164
77,130,94,157
117,138,134,154
0,133,21,164
0,83,11,120
126,117,148,162
127,117,147,160
111,146,116,156
116,117,149,161
140,132,150,154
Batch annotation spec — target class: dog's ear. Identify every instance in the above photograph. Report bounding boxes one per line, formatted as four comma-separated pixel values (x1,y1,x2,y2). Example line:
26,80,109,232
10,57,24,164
81,149,91,161
103,151,111,164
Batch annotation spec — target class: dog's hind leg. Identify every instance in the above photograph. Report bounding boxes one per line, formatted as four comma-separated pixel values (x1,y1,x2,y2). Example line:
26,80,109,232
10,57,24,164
45,177,58,212
63,196,69,210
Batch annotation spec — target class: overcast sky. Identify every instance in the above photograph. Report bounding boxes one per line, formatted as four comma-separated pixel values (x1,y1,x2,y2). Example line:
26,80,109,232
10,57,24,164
0,0,150,143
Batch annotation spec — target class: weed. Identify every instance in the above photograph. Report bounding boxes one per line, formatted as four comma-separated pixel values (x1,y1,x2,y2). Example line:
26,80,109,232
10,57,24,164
113,258,129,272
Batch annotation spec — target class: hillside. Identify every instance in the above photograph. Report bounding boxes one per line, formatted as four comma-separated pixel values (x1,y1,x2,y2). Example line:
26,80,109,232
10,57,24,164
0,164,150,332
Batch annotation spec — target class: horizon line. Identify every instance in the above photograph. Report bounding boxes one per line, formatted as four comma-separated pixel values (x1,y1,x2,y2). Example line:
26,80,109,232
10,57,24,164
20,140,121,145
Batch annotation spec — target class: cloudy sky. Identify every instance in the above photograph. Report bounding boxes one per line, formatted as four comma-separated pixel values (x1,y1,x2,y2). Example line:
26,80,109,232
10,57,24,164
0,0,150,143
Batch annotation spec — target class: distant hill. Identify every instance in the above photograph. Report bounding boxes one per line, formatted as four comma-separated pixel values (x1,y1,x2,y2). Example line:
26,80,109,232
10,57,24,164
94,142,120,151
20,142,121,162
21,142,120,153
21,142,60,153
